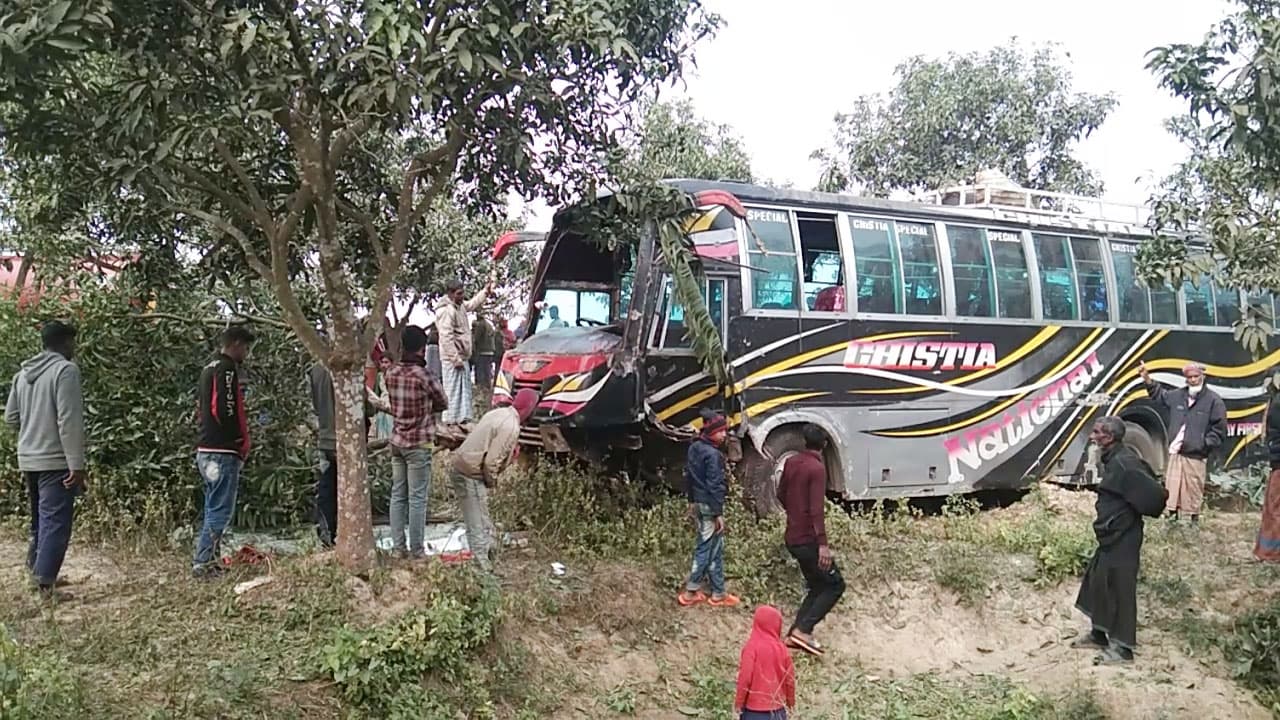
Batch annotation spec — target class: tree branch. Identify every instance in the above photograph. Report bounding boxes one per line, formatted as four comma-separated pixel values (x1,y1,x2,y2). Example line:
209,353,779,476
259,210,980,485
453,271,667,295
177,205,272,279
213,137,277,237
364,125,467,351
165,161,258,226
335,196,387,264
130,311,291,329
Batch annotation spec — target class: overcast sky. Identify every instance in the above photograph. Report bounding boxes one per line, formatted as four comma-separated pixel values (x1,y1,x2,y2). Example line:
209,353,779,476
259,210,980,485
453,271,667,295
514,0,1231,230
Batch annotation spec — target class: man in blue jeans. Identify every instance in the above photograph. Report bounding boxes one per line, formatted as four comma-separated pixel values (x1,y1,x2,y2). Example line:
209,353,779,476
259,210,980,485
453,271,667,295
385,325,448,558
677,412,740,608
6,321,87,602
193,326,255,578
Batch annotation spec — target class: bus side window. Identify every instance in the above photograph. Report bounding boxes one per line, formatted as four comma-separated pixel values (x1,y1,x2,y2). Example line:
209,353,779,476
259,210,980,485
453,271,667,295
1070,237,1110,322
796,213,844,312
1212,281,1241,328
1151,284,1180,324
947,225,995,318
893,221,943,315
1032,234,1078,321
848,216,900,314
988,231,1032,319
745,208,799,311
651,276,726,350
1183,276,1214,326
1109,242,1150,323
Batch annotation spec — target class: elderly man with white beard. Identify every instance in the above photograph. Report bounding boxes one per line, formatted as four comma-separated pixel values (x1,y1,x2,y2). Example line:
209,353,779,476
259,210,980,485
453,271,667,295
1139,360,1227,525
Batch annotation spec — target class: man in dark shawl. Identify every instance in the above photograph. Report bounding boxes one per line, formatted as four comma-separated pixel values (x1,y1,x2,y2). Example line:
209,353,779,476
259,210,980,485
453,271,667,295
1072,416,1167,665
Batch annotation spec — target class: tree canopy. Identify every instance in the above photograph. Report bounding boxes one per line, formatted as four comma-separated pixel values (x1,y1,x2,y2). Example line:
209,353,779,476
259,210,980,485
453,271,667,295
812,40,1115,197
625,98,752,182
0,0,718,571
1144,0,1280,354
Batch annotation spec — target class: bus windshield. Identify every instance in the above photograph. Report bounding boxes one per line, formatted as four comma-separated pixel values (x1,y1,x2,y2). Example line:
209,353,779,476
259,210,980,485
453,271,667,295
534,288,612,332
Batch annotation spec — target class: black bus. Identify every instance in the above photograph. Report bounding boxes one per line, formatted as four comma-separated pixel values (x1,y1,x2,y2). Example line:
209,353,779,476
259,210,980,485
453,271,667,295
493,178,1276,507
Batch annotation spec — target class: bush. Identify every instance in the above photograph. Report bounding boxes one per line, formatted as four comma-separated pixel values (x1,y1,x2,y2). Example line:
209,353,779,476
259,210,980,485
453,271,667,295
990,513,1096,586
1224,597,1280,712
319,566,502,718
0,275,314,532
0,626,87,720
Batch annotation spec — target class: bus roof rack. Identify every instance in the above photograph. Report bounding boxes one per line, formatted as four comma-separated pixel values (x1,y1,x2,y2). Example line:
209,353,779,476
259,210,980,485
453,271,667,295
918,170,1152,234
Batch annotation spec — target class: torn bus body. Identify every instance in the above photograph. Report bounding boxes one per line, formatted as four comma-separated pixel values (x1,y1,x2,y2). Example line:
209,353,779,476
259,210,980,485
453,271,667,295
492,186,744,481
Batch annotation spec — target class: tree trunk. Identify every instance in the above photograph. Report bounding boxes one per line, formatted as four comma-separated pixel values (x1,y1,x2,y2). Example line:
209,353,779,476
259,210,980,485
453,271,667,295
332,364,377,573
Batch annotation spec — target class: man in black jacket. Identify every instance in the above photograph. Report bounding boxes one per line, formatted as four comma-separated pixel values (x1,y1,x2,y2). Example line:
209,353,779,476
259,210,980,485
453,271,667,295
1072,416,1167,665
193,326,254,577
1141,361,1227,524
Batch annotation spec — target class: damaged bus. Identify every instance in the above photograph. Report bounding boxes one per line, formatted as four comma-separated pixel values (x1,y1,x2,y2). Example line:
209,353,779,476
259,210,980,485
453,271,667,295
493,177,1278,508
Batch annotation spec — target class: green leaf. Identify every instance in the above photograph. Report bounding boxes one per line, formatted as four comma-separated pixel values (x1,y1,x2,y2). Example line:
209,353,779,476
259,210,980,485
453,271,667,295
240,22,257,52
45,36,87,51
458,47,473,73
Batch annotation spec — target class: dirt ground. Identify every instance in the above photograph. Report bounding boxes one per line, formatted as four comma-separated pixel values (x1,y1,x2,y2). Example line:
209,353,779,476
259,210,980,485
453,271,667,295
2,485,1275,719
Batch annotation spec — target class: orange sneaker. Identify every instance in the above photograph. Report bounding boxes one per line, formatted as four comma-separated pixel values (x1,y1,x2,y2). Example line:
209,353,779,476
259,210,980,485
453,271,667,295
707,594,741,608
676,590,707,607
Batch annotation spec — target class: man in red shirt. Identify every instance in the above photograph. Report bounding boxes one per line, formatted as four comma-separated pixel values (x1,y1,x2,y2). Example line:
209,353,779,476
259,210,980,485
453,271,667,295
776,424,845,656
384,325,448,558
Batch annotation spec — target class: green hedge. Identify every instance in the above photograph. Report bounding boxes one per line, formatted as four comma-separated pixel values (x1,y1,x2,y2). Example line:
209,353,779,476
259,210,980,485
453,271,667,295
0,278,317,532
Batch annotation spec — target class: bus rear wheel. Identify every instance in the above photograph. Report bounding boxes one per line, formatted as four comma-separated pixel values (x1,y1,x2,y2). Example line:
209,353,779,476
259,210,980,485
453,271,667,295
1123,421,1165,475
738,428,809,517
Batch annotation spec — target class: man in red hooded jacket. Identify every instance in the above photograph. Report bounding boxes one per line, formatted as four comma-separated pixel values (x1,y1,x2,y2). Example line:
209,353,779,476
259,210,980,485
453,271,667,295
734,605,796,719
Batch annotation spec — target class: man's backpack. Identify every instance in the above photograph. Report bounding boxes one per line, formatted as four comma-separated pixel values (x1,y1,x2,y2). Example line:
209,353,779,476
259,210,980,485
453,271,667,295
1126,454,1169,518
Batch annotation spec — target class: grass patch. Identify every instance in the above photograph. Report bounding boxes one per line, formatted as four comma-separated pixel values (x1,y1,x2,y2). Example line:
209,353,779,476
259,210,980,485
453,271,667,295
0,626,88,720
819,672,1108,720
931,544,995,606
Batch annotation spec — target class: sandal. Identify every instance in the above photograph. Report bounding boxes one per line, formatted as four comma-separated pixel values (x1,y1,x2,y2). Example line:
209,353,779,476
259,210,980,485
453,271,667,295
707,594,741,608
787,632,824,656
676,590,707,607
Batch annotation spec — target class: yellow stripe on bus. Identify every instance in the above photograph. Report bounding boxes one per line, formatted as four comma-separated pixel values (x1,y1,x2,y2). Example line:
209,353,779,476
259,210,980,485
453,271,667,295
875,327,1104,438
1225,432,1262,467
656,331,949,421
856,325,1062,396
688,391,829,430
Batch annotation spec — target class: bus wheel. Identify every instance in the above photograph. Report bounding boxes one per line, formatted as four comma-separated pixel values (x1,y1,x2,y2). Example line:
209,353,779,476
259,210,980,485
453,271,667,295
738,428,807,517
1123,421,1165,475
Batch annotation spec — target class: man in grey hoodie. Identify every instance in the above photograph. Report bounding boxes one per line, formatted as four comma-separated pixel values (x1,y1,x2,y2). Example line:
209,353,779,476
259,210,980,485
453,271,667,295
5,321,87,601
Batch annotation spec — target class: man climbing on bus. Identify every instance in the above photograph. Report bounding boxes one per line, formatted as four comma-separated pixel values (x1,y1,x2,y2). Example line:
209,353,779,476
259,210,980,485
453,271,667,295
677,412,740,608
1139,360,1226,525
1072,416,1167,665
777,424,844,656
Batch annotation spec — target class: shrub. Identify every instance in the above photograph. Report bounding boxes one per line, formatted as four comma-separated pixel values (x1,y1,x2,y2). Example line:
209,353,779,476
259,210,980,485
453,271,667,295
0,626,87,720
319,566,502,717
1224,597,1280,712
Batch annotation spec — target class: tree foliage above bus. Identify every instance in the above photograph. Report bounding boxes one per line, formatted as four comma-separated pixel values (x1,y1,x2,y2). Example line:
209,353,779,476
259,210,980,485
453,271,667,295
812,40,1115,197
1145,0,1280,356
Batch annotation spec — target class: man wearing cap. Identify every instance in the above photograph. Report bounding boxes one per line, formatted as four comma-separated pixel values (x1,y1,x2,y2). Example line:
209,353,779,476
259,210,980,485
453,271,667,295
451,388,539,571
1140,360,1227,524
677,411,740,608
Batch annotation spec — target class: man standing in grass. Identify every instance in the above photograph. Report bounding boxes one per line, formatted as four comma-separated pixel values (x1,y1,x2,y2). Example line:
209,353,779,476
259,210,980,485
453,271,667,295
677,412,740,608
1072,416,1167,665
193,326,255,578
1140,360,1226,525
776,424,844,655
6,321,87,601
385,325,448,559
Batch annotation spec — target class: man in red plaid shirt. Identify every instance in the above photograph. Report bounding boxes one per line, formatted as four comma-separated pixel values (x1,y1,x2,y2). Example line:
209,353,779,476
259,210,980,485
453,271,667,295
384,325,447,558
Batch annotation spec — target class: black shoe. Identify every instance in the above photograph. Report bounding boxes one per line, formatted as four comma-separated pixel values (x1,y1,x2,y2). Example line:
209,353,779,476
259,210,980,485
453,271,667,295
37,585,75,603
1093,646,1134,665
1070,631,1108,650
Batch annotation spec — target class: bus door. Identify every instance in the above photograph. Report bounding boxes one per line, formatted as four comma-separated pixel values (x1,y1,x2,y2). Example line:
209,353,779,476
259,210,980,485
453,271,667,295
646,272,734,415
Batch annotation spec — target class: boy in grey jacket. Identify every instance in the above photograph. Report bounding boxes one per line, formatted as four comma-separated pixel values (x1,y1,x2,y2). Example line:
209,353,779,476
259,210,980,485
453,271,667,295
5,321,87,601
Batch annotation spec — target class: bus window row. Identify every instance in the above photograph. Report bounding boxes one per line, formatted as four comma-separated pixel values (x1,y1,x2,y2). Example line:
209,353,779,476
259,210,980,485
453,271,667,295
742,206,1264,329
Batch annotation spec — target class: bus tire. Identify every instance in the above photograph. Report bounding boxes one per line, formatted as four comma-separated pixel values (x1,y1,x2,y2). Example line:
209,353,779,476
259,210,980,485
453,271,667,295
738,427,809,517
1123,421,1164,475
